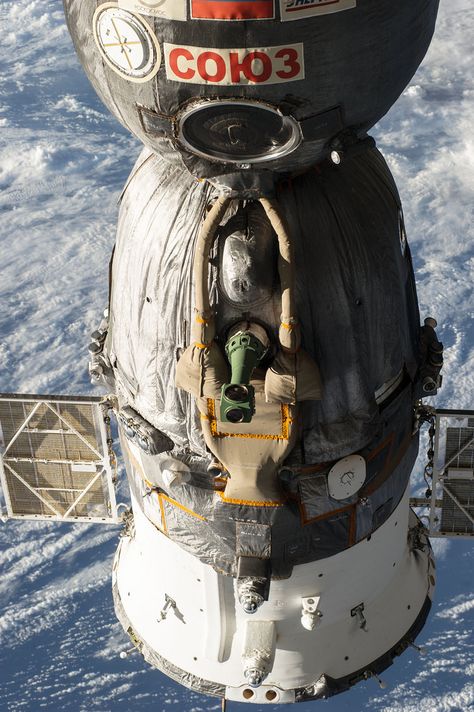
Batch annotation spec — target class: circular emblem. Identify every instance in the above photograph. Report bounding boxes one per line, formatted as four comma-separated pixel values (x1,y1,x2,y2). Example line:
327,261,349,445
93,3,161,83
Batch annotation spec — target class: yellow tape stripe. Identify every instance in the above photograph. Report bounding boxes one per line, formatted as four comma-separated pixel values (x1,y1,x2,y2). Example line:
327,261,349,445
158,493,168,534
217,491,284,507
206,399,290,440
301,501,354,526
159,492,206,522
194,342,211,350
195,315,211,325
122,439,203,530
281,405,291,439
121,440,168,535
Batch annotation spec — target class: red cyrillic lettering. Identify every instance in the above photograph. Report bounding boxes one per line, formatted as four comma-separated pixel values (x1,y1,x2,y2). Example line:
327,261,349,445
246,51,272,83
229,51,272,84
197,51,226,83
169,47,195,80
229,52,245,83
275,47,300,80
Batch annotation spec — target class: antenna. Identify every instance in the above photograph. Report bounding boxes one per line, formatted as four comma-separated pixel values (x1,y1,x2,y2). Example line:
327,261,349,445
366,671,387,689
408,642,426,656
119,648,137,659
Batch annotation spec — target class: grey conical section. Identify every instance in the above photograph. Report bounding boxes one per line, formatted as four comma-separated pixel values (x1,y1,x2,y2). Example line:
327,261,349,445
108,146,419,461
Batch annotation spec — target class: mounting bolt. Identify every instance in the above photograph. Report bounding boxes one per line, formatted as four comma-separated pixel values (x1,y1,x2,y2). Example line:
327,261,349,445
244,667,265,688
240,591,264,614
238,579,265,614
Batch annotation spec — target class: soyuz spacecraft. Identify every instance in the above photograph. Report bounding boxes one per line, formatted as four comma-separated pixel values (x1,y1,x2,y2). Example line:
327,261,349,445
2,0,474,706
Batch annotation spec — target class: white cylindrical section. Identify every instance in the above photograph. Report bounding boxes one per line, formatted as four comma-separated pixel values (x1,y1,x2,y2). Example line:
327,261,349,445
114,484,433,700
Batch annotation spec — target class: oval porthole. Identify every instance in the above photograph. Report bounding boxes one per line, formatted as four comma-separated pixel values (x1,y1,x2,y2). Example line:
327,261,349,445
177,100,302,164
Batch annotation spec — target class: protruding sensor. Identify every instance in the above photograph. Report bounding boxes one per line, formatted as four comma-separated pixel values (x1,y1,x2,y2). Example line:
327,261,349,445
301,596,322,631
177,100,302,164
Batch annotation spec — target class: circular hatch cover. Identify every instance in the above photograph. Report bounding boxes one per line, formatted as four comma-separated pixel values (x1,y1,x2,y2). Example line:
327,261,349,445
177,100,302,164
328,455,366,500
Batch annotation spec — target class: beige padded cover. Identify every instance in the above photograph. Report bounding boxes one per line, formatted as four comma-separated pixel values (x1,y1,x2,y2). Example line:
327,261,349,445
265,349,322,404
175,343,229,399
198,382,298,502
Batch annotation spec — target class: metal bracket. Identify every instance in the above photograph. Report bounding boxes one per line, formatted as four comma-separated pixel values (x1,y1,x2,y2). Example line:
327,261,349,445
301,595,322,631
157,594,177,622
351,602,368,632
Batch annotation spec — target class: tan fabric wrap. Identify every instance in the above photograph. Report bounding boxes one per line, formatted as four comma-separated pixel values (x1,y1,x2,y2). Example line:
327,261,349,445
265,351,296,404
294,349,322,400
265,350,322,404
176,195,231,397
176,342,229,398
175,195,230,398
192,195,231,344
259,198,300,353
198,390,298,502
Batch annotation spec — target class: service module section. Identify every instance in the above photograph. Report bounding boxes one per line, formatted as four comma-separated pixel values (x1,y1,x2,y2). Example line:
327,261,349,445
280,0,356,22
163,44,305,85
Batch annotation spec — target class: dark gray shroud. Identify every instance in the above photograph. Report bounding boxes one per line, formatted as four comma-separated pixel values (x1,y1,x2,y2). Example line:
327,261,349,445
107,145,421,575
63,0,439,179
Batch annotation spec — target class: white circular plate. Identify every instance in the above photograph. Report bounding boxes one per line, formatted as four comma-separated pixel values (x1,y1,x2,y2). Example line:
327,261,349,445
93,3,161,83
327,454,366,500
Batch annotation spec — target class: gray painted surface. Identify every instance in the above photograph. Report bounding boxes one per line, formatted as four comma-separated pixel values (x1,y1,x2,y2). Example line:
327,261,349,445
63,0,440,177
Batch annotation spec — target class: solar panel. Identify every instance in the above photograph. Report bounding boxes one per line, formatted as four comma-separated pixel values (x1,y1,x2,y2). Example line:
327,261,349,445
0,394,119,523
440,479,474,535
437,417,474,534
411,410,474,538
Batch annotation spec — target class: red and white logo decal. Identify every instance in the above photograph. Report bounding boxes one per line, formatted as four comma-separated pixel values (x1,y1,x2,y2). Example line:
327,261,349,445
280,0,355,22
164,43,304,85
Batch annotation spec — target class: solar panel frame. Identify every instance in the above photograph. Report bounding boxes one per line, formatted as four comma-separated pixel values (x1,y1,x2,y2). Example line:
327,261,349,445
0,394,119,524
425,410,474,538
